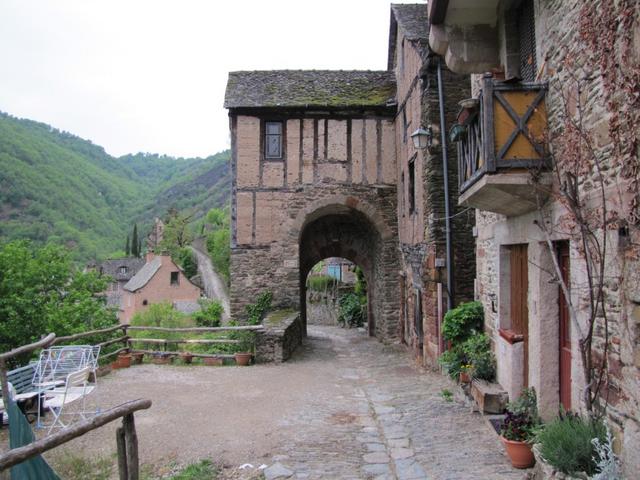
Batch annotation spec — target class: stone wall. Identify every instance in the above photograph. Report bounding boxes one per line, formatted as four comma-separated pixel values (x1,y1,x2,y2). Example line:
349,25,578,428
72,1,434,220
470,0,640,473
255,310,303,363
393,20,475,365
229,109,400,342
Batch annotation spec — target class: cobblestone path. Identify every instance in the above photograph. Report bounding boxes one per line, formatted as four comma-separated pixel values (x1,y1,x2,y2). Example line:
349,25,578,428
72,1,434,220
262,325,525,480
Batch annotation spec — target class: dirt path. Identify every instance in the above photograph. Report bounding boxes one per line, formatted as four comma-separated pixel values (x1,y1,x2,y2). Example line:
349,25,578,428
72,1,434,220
189,242,230,320
35,326,525,479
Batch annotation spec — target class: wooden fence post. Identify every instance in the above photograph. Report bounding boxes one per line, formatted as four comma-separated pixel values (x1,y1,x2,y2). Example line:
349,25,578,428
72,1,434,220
116,426,128,480
123,413,139,480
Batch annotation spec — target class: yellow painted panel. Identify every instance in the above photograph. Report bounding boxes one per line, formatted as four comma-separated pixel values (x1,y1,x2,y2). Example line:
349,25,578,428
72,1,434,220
493,90,547,162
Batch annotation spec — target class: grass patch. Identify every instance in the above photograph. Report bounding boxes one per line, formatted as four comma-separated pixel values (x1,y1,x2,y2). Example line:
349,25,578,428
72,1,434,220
441,389,453,402
50,451,114,480
168,460,217,480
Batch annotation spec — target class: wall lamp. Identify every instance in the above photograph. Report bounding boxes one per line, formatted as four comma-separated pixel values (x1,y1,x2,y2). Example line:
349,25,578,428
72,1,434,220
410,127,433,149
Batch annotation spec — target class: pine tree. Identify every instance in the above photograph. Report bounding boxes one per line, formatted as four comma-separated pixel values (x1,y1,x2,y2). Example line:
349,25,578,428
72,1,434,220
138,239,143,258
125,235,130,256
131,224,139,258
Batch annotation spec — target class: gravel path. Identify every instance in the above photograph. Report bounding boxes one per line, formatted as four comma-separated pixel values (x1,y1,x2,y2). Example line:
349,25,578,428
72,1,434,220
35,326,525,479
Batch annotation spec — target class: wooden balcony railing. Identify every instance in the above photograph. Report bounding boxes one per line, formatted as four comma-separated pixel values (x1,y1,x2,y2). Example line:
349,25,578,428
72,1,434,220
456,74,549,195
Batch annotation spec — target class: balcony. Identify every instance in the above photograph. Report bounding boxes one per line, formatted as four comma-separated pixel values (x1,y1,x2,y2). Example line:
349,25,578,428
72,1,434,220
453,75,551,217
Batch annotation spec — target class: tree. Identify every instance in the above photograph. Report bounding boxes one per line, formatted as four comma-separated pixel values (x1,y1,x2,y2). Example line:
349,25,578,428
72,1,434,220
131,224,139,258
159,209,193,257
125,235,130,256
0,241,118,366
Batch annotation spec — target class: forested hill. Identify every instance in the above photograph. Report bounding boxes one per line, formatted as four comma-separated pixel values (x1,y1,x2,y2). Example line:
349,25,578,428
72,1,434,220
0,111,230,261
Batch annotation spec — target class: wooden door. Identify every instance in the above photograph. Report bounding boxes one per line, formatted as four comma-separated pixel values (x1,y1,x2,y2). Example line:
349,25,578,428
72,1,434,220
510,244,529,387
557,242,572,411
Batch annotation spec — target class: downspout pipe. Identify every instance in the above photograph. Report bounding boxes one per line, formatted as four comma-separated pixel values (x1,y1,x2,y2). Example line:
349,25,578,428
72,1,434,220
436,57,454,312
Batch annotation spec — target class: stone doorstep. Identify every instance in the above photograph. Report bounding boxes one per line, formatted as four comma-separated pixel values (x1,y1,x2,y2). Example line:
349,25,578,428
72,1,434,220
470,379,509,414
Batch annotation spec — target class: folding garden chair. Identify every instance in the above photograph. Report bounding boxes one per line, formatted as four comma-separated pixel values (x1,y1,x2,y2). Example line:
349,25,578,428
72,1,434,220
43,366,95,434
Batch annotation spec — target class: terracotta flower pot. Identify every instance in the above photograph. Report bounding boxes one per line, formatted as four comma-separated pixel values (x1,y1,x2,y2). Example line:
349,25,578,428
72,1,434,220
116,353,132,368
234,352,252,366
131,352,144,365
151,354,171,365
501,436,535,469
180,353,194,364
459,371,471,383
203,357,223,366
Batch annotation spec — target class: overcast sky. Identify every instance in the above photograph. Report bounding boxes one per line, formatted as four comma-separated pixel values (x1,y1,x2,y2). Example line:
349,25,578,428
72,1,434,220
0,0,424,158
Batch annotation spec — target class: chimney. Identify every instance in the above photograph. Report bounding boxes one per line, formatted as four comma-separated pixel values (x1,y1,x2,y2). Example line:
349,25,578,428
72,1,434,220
146,250,155,263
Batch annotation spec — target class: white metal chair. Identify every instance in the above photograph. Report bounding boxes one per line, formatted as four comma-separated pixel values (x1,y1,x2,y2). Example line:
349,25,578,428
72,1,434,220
43,366,94,434
33,345,101,428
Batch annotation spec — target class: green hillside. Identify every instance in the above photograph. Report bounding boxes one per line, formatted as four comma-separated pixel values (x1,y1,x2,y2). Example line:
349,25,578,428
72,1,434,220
0,112,230,261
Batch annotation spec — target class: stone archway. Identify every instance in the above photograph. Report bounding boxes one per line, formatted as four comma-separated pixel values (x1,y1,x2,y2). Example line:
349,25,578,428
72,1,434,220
298,201,399,339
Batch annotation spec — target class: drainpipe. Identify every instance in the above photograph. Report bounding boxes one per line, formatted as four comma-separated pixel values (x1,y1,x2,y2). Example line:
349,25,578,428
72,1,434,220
436,57,454,312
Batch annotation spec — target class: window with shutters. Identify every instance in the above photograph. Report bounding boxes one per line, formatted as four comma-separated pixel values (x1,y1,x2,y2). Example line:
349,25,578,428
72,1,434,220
265,121,283,159
408,155,416,214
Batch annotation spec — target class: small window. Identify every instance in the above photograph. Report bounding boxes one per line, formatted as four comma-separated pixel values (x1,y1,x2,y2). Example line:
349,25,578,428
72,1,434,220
119,266,128,274
402,109,408,144
170,271,179,285
327,264,342,281
408,157,416,214
142,299,148,306
265,122,283,159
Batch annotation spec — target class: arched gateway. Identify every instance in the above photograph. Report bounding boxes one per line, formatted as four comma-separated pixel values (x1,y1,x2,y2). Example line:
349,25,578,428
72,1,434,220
224,70,400,341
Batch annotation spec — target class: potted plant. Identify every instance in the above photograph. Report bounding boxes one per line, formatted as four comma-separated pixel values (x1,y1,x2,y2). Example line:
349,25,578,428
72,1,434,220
459,364,473,383
233,330,255,366
203,356,223,366
179,351,194,364
500,387,541,469
131,352,144,365
116,352,132,368
151,352,171,365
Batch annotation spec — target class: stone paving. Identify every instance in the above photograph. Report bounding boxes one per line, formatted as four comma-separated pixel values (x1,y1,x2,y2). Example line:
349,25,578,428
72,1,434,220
260,325,526,480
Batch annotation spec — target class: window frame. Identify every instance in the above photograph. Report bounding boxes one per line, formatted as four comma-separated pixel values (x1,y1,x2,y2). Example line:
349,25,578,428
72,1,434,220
170,271,180,286
264,120,284,160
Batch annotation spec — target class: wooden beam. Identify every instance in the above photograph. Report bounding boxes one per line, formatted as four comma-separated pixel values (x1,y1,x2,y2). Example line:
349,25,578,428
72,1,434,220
0,334,56,361
128,338,239,345
131,349,235,360
53,325,125,344
123,414,139,480
96,336,130,349
116,426,128,480
0,399,152,471
126,325,263,333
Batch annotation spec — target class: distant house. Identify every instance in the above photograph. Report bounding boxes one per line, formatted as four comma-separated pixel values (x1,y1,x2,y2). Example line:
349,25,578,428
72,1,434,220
94,257,146,313
120,252,202,323
318,258,356,284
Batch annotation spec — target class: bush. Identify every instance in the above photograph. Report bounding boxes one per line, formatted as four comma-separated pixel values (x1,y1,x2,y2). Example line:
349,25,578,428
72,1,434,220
337,292,365,328
462,333,496,381
306,274,337,291
245,291,272,325
206,227,230,284
193,300,223,327
442,301,484,343
176,247,198,279
230,330,256,353
536,413,607,476
438,346,465,379
130,302,191,341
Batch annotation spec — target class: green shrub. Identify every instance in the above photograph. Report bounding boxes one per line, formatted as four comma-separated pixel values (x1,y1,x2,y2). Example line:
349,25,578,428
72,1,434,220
129,302,191,341
246,291,272,325
337,292,365,328
176,247,198,279
462,333,496,381
438,346,465,379
536,413,607,476
306,274,337,291
442,301,484,343
193,299,223,327
230,330,256,353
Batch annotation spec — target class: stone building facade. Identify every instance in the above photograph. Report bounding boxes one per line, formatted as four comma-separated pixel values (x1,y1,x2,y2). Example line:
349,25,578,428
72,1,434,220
390,5,476,364
224,4,476,349
120,252,202,323
428,0,640,473
224,70,400,339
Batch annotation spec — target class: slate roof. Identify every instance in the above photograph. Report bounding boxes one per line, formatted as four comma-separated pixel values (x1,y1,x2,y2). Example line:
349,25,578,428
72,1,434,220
123,256,162,292
391,3,429,41
224,70,396,109
98,257,146,282
388,3,430,69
